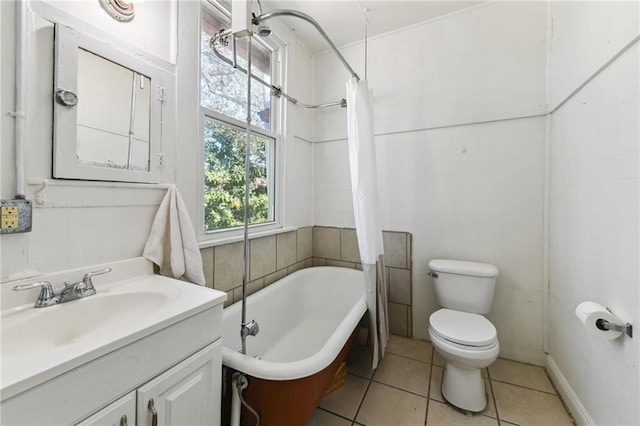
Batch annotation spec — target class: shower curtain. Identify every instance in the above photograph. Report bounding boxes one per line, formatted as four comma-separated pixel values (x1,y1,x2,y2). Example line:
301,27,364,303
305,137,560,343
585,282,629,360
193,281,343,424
346,77,388,369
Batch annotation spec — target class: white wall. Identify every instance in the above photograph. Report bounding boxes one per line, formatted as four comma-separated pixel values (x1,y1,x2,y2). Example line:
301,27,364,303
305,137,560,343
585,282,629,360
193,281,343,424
548,1,640,111
1,0,313,282
547,2,639,424
312,0,548,364
0,1,176,282
313,1,547,142
283,41,315,227
34,0,178,64
1,1,16,199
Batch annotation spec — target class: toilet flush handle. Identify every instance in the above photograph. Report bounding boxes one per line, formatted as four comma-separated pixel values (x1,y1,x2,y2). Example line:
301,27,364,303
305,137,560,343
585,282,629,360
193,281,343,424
427,271,438,278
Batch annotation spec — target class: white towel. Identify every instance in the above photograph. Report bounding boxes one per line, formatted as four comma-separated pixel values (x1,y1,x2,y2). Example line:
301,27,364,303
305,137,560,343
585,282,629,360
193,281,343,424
143,186,206,285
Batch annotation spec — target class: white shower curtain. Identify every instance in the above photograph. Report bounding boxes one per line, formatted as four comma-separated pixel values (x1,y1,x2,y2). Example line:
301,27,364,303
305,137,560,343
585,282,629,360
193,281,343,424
346,77,388,369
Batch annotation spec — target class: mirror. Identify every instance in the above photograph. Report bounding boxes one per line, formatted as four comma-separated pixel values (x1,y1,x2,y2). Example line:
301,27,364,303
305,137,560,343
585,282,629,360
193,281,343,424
53,24,161,183
76,49,151,171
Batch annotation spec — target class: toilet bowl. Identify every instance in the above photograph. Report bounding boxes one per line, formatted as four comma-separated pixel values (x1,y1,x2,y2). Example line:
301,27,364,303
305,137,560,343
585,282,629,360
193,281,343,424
428,309,499,412
427,259,500,412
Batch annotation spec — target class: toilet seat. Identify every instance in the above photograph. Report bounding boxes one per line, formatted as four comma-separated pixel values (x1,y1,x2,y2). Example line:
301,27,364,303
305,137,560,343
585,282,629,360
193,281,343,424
429,309,497,349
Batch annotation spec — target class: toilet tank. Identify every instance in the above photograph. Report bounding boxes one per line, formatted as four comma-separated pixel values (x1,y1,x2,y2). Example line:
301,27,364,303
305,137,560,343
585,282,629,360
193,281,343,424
428,259,499,314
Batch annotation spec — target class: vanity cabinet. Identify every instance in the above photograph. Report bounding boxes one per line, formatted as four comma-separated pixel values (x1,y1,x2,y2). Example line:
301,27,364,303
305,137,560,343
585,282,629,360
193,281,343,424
76,392,136,426
76,341,221,426
1,288,225,426
137,341,221,426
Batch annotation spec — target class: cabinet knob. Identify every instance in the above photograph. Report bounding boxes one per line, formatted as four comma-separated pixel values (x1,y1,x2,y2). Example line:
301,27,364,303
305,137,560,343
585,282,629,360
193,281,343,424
119,415,128,426
148,399,158,426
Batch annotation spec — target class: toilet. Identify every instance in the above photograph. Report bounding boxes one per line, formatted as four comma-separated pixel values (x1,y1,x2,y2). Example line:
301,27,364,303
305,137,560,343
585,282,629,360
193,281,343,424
427,259,499,413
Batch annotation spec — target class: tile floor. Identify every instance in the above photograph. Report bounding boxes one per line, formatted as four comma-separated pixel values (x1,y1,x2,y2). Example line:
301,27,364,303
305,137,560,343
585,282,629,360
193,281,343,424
309,336,574,426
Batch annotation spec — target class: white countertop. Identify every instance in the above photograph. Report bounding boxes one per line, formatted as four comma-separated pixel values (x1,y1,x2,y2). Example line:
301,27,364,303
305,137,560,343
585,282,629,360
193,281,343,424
0,258,226,401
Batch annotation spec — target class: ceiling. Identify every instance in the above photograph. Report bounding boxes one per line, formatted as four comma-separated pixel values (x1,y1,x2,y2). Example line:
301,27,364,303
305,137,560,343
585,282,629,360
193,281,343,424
260,0,485,53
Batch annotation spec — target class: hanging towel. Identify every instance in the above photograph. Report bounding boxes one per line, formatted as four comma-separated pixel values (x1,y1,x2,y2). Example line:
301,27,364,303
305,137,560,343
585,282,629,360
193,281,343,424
143,186,205,285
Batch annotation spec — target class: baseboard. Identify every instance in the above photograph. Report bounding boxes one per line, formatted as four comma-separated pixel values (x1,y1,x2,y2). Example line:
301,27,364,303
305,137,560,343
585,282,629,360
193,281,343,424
545,354,595,426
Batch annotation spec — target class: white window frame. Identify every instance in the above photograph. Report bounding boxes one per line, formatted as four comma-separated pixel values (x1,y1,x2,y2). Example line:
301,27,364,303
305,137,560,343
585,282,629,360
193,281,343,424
197,1,286,244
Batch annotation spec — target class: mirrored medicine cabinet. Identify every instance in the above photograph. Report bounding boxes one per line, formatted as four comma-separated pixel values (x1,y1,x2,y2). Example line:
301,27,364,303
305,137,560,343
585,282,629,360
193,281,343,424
53,24,162,183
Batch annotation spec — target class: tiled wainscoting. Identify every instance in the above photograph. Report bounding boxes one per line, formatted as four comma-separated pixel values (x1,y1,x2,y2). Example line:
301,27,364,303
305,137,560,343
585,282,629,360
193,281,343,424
312,227,413,337
200,226,413,336
200,227,314,307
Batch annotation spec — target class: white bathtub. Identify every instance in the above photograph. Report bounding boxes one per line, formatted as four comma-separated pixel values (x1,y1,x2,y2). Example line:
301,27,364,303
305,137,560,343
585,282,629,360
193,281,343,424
221,266,367,381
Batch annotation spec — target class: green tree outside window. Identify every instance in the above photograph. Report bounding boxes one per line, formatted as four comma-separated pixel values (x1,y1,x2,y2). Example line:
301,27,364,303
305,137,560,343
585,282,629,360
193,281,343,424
203,119,272,231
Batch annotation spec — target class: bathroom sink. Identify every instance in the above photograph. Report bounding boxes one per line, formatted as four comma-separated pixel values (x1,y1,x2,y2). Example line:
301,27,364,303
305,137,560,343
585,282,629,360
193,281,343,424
2,289,176,356
0,258,226,400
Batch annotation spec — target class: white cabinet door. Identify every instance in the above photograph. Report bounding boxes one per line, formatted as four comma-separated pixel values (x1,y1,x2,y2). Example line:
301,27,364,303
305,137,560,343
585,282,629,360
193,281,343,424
76,391,136,426
136,340,221,426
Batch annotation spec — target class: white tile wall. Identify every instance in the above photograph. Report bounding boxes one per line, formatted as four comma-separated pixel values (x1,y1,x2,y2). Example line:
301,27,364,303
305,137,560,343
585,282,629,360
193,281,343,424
313,141,355,228
311,1,548,365
314,117,546,364
4,204,158,279
0,178,167,281
290,41,315,143
284,41,315,227
549,40,639,424
285,137,314,227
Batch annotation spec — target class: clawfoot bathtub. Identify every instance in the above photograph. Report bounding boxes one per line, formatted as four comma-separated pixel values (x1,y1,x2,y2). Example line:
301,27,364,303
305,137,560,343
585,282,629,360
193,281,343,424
222,267,367,426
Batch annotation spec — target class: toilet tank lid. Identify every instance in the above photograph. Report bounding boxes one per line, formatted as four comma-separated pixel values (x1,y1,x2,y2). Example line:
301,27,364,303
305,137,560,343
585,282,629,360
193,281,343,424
428,259,498,278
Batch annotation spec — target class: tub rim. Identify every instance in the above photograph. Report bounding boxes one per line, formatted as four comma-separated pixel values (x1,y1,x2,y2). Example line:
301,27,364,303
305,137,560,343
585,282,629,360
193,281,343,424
221,267,367,380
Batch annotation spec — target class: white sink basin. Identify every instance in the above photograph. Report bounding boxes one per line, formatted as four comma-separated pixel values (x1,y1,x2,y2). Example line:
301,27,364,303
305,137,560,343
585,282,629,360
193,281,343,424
0,258,226,401
2,288,177,356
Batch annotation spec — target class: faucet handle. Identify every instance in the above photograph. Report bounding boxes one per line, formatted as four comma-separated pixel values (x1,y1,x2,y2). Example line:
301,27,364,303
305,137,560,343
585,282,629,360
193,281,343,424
83,268,112,281
12,281,59,308
81,267,112,292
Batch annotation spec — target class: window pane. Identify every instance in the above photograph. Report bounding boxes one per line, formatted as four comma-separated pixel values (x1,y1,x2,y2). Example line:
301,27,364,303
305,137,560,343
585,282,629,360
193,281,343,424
204,118,274,231
201,8,272,130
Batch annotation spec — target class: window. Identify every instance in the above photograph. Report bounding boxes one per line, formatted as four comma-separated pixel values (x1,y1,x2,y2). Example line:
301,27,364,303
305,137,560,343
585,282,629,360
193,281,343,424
202,119,275,230
200,3,279,233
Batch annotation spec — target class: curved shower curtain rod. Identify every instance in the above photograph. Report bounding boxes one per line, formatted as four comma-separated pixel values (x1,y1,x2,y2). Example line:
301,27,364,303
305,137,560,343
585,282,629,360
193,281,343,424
209,8,360,109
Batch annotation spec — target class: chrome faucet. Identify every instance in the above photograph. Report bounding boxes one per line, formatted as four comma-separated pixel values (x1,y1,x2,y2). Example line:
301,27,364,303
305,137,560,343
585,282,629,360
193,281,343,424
59,268,112,303
11,281,59,308
12,268,112,308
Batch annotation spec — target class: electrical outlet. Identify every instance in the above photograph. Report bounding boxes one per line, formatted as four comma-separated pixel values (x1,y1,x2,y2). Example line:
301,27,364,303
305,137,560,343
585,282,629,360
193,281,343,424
1,206,18,229
0,199,32,234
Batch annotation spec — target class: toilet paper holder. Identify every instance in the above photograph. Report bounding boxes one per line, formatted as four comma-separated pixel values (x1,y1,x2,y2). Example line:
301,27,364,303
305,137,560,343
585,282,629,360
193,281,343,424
596,317,633,338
